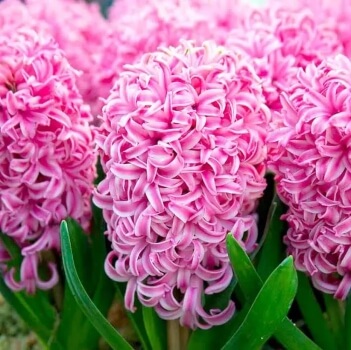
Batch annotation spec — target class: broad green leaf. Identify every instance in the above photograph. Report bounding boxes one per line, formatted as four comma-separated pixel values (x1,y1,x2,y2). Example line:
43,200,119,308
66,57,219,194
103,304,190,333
56,219,99,349
80,207,116,347
256,198,285,280
60,220,132,350
276,318,321,350
56,215,114,349
115,282,152,350
222,257,297,350
142,306,167,350
296,272,337,350
226,233,262,302
224,235,321,350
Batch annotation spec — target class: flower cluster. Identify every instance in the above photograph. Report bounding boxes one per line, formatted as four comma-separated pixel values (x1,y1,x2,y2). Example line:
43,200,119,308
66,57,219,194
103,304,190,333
94,40,270,328
0,0,108,116
225,4,342,111
27,0,108,116
0,0,31,33
0,28,95,293
269,55,351,299
284,0,351,57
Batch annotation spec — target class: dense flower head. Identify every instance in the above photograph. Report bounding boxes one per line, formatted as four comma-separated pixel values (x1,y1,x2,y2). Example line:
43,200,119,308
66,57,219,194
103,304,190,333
0,0,108,116
226,4,342,111
269,54,351,299
0,28,96,293
94,40,270,329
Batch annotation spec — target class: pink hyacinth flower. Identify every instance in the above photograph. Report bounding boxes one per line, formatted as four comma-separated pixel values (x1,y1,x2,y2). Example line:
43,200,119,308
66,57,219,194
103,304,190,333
226,4,342,112
269,0,351,58
94,40,270,329
0,0,108,117
269,54,351,300
0,28,96,293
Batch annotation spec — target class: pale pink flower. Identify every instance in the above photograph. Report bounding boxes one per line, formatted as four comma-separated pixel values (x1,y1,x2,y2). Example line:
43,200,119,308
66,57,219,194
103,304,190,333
0,28,96,293
94,41,270,329
226,4,342,111
269,54,351,299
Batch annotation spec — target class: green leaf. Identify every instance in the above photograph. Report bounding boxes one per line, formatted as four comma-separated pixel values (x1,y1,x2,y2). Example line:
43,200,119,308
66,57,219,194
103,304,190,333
114,282,152,350
80,207,116,347
222,256,297,350
323,294,344,350
0,278,61,348
0,233,22,271
275,318,321,350
56,219,98,349
0,233,59,348
226,233,262,302
296,272,337,350
256,198,285,280
60,220,132,350
56,215,114,349
142,306,167,350
225,235,321,350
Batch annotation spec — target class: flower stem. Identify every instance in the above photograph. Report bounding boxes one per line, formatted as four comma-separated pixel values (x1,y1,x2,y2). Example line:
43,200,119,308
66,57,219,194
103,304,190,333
180,325,189,349
323,294,344,349
167,320,181,350
345,295,351,349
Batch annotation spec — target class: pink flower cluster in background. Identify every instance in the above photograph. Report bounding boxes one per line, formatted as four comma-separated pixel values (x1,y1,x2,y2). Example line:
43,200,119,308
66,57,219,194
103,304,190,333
269,55,351,300
0,0,109,117
26,0,109,116
0,28,95,293
94,41,270,328
276,0,351,58
226,4,342,112
97,0,249,113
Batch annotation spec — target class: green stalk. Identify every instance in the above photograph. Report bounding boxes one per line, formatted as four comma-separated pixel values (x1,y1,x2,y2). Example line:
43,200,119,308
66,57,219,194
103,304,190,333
296,273,337,350
324,294,344,349
345,296,351,349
